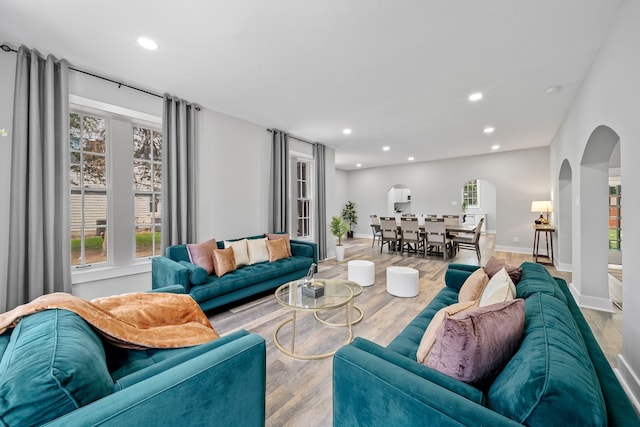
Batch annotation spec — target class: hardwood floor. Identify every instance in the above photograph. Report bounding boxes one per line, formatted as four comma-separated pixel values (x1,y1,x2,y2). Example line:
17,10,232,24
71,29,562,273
208,235,621,427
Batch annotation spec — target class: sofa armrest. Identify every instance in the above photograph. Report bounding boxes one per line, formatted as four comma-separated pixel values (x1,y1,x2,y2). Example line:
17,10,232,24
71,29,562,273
333,341,520,427
290,239,318,265
46,332,266,427
444,263,480,291
151,256,191,293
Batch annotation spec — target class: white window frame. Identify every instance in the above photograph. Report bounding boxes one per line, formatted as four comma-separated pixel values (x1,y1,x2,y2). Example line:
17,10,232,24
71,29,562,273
70,95,161,284
462,179,480,210
291,153,314,241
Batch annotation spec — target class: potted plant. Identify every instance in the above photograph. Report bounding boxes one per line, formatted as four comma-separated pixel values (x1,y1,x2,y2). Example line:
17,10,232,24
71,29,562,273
330,216,350,261
341,201,358,238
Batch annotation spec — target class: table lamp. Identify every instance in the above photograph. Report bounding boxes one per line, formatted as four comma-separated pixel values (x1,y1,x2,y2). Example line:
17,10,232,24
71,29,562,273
531,201,552,225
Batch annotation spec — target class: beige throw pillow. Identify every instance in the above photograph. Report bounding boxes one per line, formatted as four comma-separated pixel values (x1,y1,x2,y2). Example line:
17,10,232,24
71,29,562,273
458,268,490,303
417,300,479,363
479,267,516,307
223,239,249,266
212,247,237,277
247,238,270,264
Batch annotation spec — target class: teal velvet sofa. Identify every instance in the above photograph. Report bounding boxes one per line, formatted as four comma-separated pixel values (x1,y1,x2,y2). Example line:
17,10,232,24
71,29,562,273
333,262,640,426
0,309,266,426
152,235,318,312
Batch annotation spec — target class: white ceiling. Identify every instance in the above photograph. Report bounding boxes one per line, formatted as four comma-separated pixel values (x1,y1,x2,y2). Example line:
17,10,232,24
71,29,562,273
0,0,622,170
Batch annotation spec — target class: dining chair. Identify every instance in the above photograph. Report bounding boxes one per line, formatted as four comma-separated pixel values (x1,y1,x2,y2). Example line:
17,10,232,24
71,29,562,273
369,215,382,247
399,217,424,255
452,217,484,261
423,218,452,259
379,217,401,254
443,215,460,239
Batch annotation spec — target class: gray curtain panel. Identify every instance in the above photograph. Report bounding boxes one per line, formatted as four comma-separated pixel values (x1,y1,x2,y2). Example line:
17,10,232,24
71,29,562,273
162,94,198,249
314,143,327,260
269,130,289,233
4,46,71,311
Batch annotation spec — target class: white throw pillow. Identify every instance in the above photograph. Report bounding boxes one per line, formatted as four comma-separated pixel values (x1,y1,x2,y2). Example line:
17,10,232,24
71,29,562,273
247,238,270,264
223,239,250,266
479,267,515,307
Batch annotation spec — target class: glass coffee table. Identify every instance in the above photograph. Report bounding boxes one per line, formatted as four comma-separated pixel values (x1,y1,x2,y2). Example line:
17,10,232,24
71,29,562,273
274,279,354,360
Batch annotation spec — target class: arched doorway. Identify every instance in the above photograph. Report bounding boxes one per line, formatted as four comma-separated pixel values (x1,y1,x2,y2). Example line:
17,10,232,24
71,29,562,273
577,125,620,312
558,159,573,269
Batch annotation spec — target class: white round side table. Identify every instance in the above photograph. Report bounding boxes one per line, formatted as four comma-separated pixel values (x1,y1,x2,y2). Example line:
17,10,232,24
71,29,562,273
386,266,419,297
348,260,375,287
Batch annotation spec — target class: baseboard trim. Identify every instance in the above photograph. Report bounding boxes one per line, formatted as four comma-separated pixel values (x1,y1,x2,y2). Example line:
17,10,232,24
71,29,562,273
568,282,614,313
616,354,640,415
494,245,532,255
556,262,572,272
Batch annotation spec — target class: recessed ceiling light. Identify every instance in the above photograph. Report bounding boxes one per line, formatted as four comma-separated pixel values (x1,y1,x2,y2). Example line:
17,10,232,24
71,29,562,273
544,85,563,95
468,92,483,102
342,128,352,135
137,37,158,50
356,163,362,168
382,146,390,151
491,144,500,150
484,126,495,134
408,157,415,161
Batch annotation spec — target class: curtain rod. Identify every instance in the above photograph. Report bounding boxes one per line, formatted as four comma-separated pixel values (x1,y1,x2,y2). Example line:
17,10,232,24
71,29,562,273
2,43,200,110
267,128,316,145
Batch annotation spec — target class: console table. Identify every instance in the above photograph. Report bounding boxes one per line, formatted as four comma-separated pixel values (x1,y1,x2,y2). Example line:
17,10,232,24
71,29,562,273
533,224,555,265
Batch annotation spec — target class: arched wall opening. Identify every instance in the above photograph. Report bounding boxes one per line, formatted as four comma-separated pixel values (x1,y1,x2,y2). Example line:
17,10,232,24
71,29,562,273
578,125,620,311
558,160,573,269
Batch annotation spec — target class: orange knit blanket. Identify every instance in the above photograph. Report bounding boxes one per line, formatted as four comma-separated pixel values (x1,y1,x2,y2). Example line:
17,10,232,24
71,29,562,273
0,292,219,349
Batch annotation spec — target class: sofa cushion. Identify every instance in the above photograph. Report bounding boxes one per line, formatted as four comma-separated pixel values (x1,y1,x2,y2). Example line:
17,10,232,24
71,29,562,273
265,232,292,257
424,299,525,385
416,300,478,363
484,256,522,284
515,262,568,304
0,309,114,425
386,286,460,359
458,268,489,302
479,267,515,307
247,237,270,264
224,239,250,266
189,255,312,303
186,238,217,274
487,293,607,426
212,247,237,277
267,238,289,262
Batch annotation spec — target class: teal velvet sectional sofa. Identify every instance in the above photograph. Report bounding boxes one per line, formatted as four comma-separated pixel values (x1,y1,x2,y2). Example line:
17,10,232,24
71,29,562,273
0,308,266,426
152,235,318,312
333,262,640,426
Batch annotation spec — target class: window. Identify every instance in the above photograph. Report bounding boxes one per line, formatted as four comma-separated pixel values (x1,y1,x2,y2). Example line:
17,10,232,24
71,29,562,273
69,102,162,269
462,179,479,210
70,112,108,266
295,160,312,238
133,125,162,258
609,184,622,250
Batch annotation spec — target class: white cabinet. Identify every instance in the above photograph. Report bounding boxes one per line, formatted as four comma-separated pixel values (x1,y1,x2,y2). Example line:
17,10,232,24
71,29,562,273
394,188,411,202
461,213,486,232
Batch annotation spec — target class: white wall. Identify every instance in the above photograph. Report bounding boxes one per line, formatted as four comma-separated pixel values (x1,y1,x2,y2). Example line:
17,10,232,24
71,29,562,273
0,52,16,300
549,0,640,402
345,146,550,253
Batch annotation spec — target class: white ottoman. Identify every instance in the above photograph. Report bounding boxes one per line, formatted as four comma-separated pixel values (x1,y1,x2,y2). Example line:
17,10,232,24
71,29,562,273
386,266,419,297
348,260,375,287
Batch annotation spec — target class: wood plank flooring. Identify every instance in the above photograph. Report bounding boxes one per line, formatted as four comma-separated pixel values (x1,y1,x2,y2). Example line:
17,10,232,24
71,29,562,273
208,235,621,427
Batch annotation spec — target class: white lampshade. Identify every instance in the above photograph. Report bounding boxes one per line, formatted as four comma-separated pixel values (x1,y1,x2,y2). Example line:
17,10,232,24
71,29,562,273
531,201,553,214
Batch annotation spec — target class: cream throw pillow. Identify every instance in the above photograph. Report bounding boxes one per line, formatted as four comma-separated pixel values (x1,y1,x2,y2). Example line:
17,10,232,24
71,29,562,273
479,267,516,307
417,300,479,363
223,239,250,266
247,238,270,264
458,268,489,303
